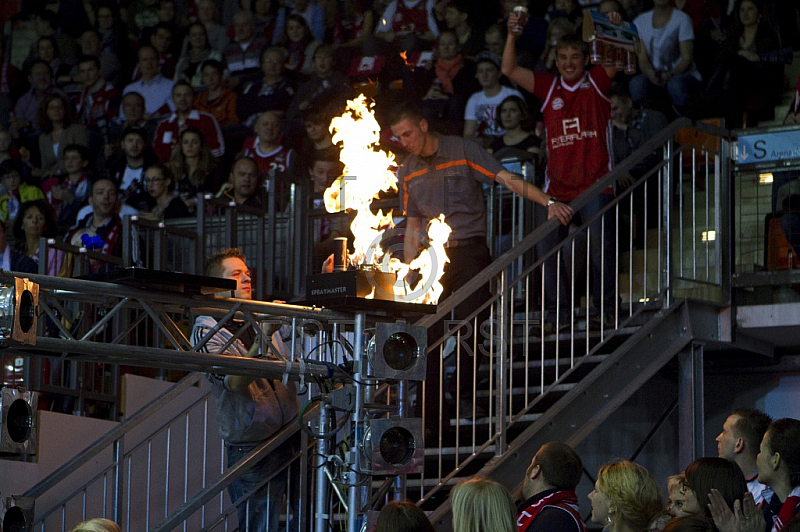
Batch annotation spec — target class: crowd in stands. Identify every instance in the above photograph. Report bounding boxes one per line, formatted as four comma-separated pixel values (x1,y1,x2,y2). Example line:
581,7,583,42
371,410,800,532
0,0,796,279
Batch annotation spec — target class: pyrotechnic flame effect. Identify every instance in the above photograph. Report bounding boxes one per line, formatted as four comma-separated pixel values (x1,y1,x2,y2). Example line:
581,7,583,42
324,95,451,304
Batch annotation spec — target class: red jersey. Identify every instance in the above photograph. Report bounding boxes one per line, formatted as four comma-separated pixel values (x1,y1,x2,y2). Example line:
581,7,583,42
393,0,430,35
533,66,612,202
76,81,120,133
240,137,295,197
153,110,225,162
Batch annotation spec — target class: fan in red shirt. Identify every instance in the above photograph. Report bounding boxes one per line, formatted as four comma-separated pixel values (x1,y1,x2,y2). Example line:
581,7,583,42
502,14,625,327
239,110,296,204
152,81,225,162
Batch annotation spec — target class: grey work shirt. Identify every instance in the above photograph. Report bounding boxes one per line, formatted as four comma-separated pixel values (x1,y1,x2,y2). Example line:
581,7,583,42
397,135,505,241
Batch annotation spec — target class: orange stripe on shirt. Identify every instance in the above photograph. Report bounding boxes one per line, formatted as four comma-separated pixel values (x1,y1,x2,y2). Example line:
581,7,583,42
403,168,428,214
435,159,497,179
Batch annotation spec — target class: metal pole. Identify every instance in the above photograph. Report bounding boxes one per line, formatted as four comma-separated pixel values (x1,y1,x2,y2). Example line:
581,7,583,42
314,402,330,532
347,312,365,532
678,342,704,468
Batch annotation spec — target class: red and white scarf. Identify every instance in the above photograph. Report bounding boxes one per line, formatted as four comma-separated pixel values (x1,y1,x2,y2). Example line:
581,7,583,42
773,486,800,532
517,490,585,532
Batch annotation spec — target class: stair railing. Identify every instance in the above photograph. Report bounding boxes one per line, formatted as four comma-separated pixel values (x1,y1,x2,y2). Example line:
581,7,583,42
411,117,732,504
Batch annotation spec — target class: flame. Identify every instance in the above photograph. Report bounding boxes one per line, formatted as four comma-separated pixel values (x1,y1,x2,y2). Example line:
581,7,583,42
400,50,413,70
395,215,451,304
324,95,451,304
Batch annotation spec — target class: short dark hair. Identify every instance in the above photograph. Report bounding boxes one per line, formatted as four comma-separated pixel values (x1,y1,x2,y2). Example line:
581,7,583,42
375,501,436,532
386,100,426,127
261,45,288,64
123,91,145,105
122,125,147,143
172,79,194,96
90,177,119,195
555,33,589,57
731,409,772,457
64,144,90,161
766,418,800,487
153,21,173,36
534,441,583,491
201,59,224,74
608,82,634,101
683,457,747,517
0,159,23,178
78,55,102,70
205,248,247,277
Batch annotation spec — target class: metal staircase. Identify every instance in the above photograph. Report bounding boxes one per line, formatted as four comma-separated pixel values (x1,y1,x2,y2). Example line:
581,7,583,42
9,117,799,532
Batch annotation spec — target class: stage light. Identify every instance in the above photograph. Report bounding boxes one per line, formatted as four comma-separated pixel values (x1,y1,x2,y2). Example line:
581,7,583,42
367,323,427,381
0,278,39,348
1,387,37,455
367,417,424,475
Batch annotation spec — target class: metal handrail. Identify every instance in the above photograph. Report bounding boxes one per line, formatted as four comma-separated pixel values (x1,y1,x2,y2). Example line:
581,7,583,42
415,117,726,330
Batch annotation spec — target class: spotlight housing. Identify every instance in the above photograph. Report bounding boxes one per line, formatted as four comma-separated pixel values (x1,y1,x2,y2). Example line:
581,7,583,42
0,278,39,347
1,387,37,455
367,323,426,381
367,417,424,474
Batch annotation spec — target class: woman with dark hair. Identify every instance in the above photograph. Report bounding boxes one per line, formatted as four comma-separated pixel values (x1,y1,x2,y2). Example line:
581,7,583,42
374,500,436,532
36,94,88,178
36,36,70,83
12,199,69,276
166,128,222,211
682,457,748,518
710,418,800,532
175,22,223,88
140,163,191,220
488,95,541,162
704,0,782,127
279,14,320,76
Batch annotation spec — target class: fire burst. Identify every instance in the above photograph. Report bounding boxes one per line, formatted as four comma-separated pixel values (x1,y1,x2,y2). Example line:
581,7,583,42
323,95,451,304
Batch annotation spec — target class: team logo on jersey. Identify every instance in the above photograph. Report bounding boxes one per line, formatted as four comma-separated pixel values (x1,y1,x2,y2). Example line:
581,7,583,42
552,97,564,110
581,80,591,89
549,117,598,148
562,118,581,135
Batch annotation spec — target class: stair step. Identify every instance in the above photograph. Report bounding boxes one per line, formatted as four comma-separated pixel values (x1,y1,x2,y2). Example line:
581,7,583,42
423,444,497,457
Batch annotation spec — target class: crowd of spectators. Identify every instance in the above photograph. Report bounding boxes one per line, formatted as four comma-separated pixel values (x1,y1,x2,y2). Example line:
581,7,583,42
0,0,795,280
370,410,800,532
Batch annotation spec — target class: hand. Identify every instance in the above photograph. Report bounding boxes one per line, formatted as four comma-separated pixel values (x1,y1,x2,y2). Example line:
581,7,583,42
607,11,623,25
618,173,635,189
547,201,574,225
785,112,799,125
737,50,759,62
507,13,523,37
424,84,447,100
708,489,764,532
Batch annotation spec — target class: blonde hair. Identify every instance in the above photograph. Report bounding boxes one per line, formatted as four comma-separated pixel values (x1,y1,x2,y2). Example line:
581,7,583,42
70,518,121,532
596,460,664,532
666,473,685,494
451,478,516,532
